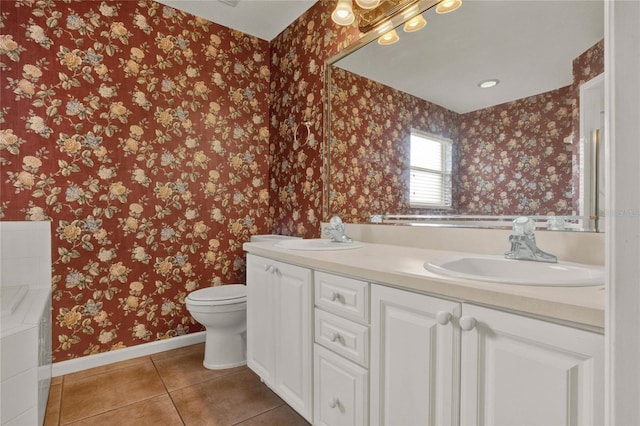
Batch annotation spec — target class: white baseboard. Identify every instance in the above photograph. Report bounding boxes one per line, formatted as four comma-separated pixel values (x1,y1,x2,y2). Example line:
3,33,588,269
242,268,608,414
52,332,206,377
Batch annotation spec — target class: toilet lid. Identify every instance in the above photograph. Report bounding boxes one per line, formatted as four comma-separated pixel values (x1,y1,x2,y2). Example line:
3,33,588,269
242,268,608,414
186,284,246,303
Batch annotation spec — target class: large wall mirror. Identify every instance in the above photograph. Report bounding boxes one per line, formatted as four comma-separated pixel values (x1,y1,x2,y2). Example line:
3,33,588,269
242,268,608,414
326,0,604,231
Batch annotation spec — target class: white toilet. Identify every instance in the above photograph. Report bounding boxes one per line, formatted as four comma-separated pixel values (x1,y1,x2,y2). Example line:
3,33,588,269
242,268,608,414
185,284,247,369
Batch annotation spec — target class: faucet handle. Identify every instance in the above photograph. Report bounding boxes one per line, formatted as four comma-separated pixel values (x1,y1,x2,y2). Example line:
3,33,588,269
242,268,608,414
329,216,344,229
512,216,536,237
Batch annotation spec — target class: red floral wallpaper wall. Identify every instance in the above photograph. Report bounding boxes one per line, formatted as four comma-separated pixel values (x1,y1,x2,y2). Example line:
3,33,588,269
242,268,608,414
456,86,574,215
329,66,460,222
1,0,270,361
268,0,359,235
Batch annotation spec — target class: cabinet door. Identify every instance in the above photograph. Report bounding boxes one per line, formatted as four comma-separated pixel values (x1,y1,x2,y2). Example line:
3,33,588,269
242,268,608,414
314,344,368,426
273,260,313,421
460,304,604,426
370,284,461,426
246,254,275,385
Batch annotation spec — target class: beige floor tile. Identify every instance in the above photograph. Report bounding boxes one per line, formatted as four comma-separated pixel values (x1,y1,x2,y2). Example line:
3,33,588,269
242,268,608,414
44,382,62,426
59,359,166,424
63,355,151,383
151,342,205,362
65,394,184,426
154,344,246,391
170,369,283,426
237,404,310,426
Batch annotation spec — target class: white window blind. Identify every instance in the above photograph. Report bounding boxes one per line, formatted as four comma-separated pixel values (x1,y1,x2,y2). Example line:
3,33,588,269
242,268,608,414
409,131,452,208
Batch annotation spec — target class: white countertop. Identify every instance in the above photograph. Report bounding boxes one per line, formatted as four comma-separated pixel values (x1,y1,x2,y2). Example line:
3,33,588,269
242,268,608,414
243,240,605,332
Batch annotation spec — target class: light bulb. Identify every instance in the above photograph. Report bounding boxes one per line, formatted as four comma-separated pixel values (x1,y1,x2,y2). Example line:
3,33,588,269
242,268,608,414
356,0,380,9
436,0,462,14
378,29,400,45
332,0,355,26
403,14,427,32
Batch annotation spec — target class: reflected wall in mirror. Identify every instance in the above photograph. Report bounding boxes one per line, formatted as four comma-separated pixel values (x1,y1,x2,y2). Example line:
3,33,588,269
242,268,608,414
327,0,604,230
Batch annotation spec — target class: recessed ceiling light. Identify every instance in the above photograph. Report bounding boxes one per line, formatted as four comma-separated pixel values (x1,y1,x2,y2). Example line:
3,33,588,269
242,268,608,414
478,79,499,89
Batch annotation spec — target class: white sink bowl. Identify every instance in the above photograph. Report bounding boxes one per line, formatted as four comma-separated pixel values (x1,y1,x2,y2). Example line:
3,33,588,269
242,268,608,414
424,255,604,286
274,238,365,251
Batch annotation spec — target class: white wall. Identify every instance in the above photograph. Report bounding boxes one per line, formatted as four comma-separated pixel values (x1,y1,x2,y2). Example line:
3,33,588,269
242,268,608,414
605,0,640,424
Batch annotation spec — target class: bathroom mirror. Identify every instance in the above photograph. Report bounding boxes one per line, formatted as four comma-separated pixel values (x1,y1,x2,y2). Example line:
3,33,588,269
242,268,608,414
326,0,604,231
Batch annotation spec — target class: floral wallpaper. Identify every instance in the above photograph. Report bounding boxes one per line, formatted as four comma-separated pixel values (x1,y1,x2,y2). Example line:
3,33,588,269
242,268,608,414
329,66,460,223
455,86,574,215
268,0,359,235
1,0,270,361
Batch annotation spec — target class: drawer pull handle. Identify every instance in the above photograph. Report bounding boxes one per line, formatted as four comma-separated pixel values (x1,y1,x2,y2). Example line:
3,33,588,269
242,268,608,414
436,311,452,325
330,291,342,302
330,332,342,343
460,316,477,331
329,397,340,409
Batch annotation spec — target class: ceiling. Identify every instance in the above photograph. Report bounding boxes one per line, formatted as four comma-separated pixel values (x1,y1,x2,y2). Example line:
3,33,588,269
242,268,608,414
154,0,317,41
335,1,604,114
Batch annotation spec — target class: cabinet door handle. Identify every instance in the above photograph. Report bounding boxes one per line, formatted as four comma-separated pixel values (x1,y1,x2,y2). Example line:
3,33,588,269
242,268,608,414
460,316,477,331
264,265,273,273
436,311,452,325
329,397,340,409
330,332,341,343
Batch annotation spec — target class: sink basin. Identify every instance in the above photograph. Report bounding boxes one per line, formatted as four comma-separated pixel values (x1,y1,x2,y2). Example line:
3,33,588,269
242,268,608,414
274,238,365,251
424,255,604,286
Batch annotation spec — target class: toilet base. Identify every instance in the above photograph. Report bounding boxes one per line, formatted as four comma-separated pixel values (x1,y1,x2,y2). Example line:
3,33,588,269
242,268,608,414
202,330,247,370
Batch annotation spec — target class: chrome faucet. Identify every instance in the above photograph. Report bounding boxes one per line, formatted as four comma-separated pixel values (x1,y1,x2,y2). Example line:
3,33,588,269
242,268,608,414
323,216,353,243
504,216,557,263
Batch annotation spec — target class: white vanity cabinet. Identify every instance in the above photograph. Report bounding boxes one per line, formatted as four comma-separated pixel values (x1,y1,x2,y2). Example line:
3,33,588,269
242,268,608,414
244,248,604,426
370,284,604,426
246,254,313,421
370,284,462,426
459,303,604,426
314,272,370,426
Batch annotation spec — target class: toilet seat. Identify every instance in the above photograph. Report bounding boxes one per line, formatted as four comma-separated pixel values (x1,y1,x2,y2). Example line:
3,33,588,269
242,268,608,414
186,284,246,306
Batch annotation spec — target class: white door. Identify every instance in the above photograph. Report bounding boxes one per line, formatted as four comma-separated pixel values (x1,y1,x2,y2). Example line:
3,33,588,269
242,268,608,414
273,260,313,421
370,284,461,426
460,303,604,426
246,254,275,385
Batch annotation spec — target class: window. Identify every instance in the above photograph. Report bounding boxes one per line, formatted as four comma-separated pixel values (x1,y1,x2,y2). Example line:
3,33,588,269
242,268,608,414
409,130,452,208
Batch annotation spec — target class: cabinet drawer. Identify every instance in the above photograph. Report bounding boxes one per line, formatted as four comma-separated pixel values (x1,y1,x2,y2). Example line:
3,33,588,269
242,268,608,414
315,309,369,367
315,272,369,324
314,344,368,426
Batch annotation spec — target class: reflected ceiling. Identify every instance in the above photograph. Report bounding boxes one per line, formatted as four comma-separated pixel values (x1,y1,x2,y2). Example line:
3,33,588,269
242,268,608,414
335,1,603,113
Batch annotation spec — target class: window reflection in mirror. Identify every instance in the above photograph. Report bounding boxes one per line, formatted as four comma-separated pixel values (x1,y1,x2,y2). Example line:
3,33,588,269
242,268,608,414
409,130,452,209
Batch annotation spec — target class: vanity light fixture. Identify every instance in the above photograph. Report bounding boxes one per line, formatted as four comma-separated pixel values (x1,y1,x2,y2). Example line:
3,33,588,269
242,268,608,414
478,79,499,89
378,28,400,45
356,0,381,9
403,13,426,32
331,0,356,26
436,0,462,14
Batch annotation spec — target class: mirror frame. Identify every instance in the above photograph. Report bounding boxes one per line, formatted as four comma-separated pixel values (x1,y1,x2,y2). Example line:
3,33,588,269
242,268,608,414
323,0,600,232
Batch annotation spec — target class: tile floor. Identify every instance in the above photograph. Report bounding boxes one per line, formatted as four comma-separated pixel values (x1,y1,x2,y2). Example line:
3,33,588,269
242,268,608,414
44,343,310,426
